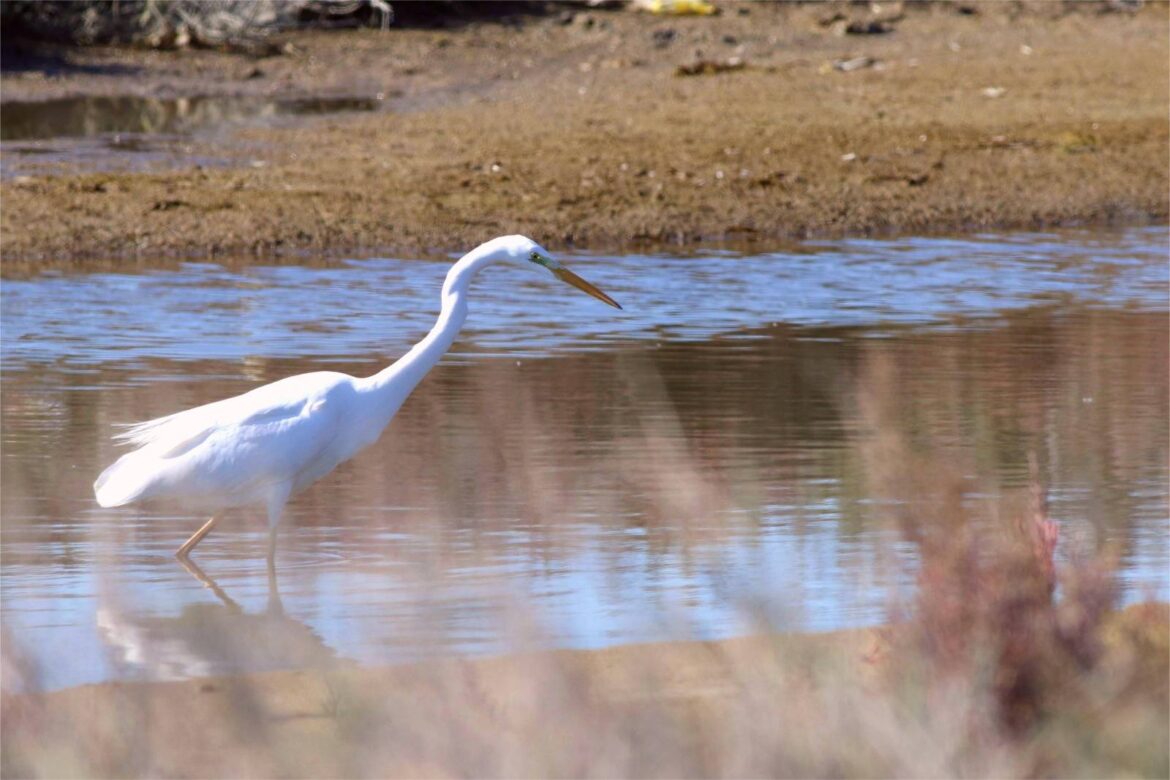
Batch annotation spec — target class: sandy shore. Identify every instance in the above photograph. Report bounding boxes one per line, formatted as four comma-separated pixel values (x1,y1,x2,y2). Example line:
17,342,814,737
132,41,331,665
1,630,869,777
4,601,1167,778
1,2,1167,272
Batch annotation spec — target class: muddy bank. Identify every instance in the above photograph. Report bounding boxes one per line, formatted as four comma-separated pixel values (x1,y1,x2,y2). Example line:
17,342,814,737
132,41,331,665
1,3,1167,271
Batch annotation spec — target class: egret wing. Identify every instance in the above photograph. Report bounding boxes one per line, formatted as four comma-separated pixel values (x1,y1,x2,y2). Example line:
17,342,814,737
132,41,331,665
115,375,339,449
165,396,343,501
96,373,351,507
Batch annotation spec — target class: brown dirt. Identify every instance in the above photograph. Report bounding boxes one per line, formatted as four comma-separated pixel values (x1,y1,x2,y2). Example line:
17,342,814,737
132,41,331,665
1,2,1167,273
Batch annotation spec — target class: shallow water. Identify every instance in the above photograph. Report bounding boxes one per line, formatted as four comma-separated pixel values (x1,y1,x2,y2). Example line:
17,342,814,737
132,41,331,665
2,226,1167,691
0,94,382,178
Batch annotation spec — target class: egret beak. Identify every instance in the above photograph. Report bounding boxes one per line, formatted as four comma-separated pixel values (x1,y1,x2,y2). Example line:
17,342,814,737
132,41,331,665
553,266,622,309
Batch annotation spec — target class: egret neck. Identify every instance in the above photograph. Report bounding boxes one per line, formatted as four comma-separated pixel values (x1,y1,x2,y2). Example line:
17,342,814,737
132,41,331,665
358,243,495,426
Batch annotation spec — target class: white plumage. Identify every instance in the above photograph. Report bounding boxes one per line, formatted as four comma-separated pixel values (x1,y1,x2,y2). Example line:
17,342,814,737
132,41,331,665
96,372,350,510
94,235,621,562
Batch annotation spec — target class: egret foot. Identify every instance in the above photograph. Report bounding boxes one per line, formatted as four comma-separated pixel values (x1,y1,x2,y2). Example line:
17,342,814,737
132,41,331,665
176,515,219,559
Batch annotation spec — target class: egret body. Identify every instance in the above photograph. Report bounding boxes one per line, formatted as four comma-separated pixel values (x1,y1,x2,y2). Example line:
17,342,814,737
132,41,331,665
94,236,620,562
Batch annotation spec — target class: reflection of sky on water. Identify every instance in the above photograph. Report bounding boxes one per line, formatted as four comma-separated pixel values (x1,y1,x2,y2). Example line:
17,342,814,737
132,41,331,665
4,512,915,692
2,226,1167,691
4,226,1167,368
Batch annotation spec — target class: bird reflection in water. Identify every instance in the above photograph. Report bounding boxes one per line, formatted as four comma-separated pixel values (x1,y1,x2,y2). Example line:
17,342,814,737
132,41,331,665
96,558,336,682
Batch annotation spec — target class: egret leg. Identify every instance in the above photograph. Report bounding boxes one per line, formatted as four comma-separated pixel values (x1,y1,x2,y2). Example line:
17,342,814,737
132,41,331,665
263,486,289,570
176,555,242,612
176,515,219,559
266,548,284,615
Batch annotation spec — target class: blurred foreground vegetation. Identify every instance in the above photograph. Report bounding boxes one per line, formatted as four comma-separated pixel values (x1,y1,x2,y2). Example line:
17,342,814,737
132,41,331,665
3,331,1167,776
0,5,1164,769
4,485,1165,777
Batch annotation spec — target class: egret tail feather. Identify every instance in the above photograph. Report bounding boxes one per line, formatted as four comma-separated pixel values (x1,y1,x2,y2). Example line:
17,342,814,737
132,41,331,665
94,453,157,507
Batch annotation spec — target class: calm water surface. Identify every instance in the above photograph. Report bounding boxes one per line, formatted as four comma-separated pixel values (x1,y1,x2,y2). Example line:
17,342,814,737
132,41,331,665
3,226,1167,691
0,95,382,179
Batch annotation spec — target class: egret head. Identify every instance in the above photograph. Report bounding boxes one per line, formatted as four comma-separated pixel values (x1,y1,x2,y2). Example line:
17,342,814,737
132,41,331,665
493,234,622,310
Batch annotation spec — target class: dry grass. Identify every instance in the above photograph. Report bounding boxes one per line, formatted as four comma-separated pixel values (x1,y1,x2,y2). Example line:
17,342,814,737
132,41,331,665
3,534,1163,777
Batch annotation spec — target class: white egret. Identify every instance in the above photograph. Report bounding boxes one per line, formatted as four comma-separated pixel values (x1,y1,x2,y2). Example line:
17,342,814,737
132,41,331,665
94,235,621,562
